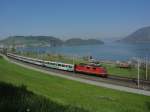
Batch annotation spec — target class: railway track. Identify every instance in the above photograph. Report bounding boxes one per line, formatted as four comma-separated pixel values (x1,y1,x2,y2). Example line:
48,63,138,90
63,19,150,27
108,75,150,85
7,56,150,91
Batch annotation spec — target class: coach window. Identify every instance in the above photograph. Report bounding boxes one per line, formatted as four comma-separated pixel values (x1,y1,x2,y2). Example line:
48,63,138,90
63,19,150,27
69,66,72,68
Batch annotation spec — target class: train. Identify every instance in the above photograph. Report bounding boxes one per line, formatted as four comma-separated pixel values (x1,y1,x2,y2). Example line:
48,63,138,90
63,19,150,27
7,53,107,77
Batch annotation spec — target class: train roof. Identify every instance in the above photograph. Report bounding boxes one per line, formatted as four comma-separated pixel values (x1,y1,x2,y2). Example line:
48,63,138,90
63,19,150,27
44,60,74,66
78,63,101,67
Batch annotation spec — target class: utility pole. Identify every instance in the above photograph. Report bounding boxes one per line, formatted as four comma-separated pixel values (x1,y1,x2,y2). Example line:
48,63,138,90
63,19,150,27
73,55,74,65
146,56,148,80
73,55,75,73
137,58,140,88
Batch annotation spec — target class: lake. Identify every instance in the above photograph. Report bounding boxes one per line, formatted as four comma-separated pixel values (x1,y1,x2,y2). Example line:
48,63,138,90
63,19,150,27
18,43,150,61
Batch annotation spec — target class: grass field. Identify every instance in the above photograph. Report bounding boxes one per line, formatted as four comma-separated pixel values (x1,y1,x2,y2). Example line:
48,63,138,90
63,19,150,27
101,63,138,78
0,57,150,112
0,82,88,112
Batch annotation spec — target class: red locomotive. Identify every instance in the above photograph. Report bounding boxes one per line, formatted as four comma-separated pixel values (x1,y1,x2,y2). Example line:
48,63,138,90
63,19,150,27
75,63,107,77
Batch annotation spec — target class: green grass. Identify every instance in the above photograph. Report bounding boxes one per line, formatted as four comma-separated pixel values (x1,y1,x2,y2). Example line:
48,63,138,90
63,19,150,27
0,82,88,112
0,57,150,112
101,63,137,78
102,63,150,79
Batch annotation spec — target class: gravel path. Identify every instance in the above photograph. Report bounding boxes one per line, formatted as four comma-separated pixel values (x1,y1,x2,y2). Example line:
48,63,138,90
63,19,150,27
1,54,150,96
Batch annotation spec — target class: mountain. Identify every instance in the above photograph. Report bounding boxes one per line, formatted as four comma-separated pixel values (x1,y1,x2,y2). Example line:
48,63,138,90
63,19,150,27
118,26,150,43
0,36,63,47
0,36,104,48
64,38,104,46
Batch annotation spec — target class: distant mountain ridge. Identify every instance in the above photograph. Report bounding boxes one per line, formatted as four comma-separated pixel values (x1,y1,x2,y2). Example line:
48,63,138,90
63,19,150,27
64,38,104,46
0,36,104,48
118,26,150,43
0,36,63,47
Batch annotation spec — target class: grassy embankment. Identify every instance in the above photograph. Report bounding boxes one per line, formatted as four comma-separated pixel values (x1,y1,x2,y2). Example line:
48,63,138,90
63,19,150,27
0,82,87,112
0,56,150,112
19,52,146,78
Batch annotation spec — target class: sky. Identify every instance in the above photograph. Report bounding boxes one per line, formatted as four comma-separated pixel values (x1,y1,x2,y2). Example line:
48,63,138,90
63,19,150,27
0,0,150,40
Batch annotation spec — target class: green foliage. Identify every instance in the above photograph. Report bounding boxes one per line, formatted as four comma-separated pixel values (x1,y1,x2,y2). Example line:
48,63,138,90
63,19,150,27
11,47,16,52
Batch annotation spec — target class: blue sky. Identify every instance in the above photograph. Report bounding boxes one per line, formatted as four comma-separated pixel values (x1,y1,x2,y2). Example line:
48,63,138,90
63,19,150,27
0,0,150,40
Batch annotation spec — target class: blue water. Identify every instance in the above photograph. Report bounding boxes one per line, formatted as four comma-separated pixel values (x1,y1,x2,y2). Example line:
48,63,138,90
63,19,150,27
18,43,150,61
